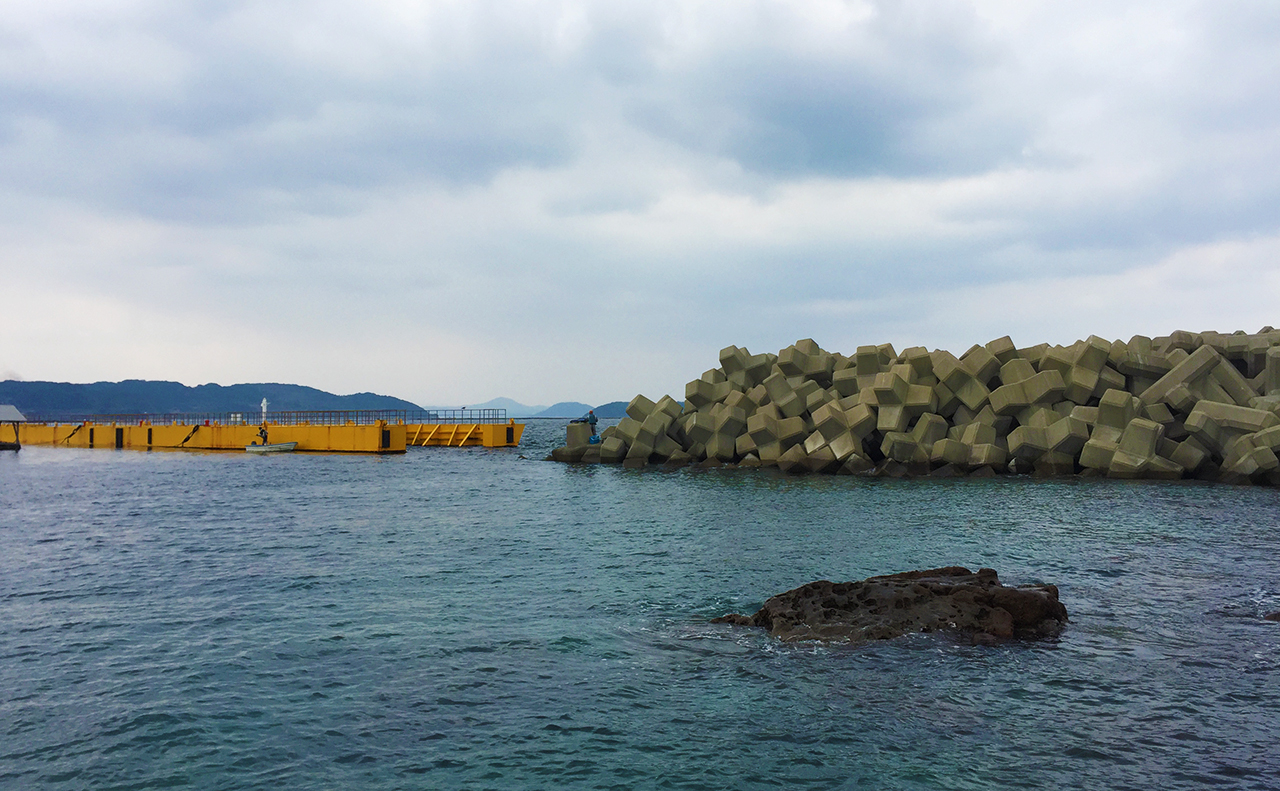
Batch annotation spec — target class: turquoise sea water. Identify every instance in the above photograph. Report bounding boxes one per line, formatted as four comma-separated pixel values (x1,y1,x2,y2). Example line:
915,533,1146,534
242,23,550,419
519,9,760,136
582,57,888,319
2,420,1279,790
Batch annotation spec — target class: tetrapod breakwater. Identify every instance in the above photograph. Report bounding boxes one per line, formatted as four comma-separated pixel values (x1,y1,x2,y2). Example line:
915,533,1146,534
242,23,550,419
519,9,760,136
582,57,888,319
551,329,1280,484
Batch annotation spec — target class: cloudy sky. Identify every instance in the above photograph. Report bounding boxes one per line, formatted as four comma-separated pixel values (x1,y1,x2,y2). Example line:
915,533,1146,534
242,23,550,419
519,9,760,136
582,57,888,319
2,0,1279,407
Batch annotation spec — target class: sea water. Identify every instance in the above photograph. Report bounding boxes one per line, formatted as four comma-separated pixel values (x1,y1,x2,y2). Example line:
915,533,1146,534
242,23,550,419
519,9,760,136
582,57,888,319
2,421,1279,790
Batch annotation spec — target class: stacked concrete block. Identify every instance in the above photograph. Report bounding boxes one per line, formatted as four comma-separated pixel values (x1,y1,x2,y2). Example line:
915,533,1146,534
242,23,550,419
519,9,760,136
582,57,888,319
566,422,593,449
551,328,1280,484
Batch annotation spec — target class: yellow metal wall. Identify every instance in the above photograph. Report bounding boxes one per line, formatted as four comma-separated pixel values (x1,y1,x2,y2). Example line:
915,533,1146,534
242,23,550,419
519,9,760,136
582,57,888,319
405,422,524,447
15,422,406,454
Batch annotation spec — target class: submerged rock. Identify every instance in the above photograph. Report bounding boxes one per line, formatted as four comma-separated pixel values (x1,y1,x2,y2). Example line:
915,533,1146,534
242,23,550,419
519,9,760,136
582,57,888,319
712,566,1068,644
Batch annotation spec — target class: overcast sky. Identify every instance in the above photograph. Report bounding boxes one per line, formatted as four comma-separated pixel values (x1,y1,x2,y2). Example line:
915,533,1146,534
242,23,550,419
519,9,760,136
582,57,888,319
2,0,1279,407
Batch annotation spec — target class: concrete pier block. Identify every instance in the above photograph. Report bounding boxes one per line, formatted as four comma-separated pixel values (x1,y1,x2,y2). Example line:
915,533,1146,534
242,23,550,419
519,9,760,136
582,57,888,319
615,416,642,444
1046,414,1090,457
777,444,809,474
1210,358,1260,406
999,359,1036,385
1098,365,1126,396
1076,336,1113,372
599,437,627,463
1266,347,1280,395
1097,389,1138,430
855,346,883,376
685,412,715,445
776,346,809,377
1020,343,1050,365
881,432,920,463
1078,435,1119,471
551,443,587,462
969,443,1007,469
713,405,748,439
655,396,683,420
845,404,877,439
1161,436,1208,473
706,433,736,462
1039,346,1075,379
795,338,822,356
747,412,778,447
773,390,806,418
1016,406,1060,429
930,438,970,466
958,422,997,448
626,438,654,463
877,405,909,433
872,371,909,405
1118,350,1175,379
637,411,675,447
931,350,967,391
1141,402,1175,425
626,394,657,421
722,390,755,416
1252,425,1280,451
1117,417,1163,459
804,388,830,414
1186,401,1280,435
1007,426,1050,461
744,384,771,408
1063,366,1099,404
1021,370,1066,406
756,441,781,464
903,346,934,379
685,378,731,409
961,345,1001,384
826,431,861,462
1227,444,1279,476
811,402,849,441
802,430,828,456
1138,345,1221,407
777,416,808,450
988,381,1028,416
985,336,1018,364
803,445,840,473
840,454,874,475
905,384,936,417
654,434,682,460
954,378,991,412
832,368,860,397
1070,405,1099,425
566,422,593,448
911,413,948,451
1033,451,1076,476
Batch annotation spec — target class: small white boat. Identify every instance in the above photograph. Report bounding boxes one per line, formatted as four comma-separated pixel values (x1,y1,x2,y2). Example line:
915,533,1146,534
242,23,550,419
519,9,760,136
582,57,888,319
246,442,298,453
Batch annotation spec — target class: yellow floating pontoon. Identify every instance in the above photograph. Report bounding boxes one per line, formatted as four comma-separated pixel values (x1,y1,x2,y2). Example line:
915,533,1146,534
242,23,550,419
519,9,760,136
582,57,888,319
13,409,523,455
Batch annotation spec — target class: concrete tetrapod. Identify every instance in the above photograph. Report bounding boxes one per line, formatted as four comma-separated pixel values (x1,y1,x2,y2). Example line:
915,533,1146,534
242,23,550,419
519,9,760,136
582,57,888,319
547,329,1280,484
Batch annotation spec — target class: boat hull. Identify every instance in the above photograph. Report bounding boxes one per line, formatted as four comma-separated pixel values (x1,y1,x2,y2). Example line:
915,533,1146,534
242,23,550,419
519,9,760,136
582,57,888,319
245,442,298,453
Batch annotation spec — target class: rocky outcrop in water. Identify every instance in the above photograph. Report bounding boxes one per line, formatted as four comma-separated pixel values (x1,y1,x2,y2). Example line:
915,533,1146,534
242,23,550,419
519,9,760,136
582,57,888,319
712,566,1068,644
551,330,1280,485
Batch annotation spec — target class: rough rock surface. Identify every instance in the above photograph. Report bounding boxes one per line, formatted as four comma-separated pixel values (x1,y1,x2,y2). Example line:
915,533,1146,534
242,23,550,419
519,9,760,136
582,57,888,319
712,566,1068,644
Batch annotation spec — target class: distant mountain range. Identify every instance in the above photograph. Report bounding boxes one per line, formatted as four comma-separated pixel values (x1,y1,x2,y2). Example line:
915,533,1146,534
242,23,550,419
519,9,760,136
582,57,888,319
467,398,629,418
0,381,631,420
0,380,421,416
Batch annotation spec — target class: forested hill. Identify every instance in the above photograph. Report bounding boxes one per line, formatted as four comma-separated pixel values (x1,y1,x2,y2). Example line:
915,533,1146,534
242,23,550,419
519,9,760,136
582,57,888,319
0,380,422,416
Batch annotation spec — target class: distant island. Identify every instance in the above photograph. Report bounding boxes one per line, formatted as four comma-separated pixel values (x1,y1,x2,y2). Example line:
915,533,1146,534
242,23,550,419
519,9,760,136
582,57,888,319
1,380,630,420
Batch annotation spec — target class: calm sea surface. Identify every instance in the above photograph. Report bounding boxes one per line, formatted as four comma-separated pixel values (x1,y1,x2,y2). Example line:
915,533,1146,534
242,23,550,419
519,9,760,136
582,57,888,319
2,420,1279,790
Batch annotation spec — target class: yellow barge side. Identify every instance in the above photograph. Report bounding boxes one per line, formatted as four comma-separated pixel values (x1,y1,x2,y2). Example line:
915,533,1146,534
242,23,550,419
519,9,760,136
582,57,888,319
15,421,408,454
15,417,524,453
405,421,524,447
